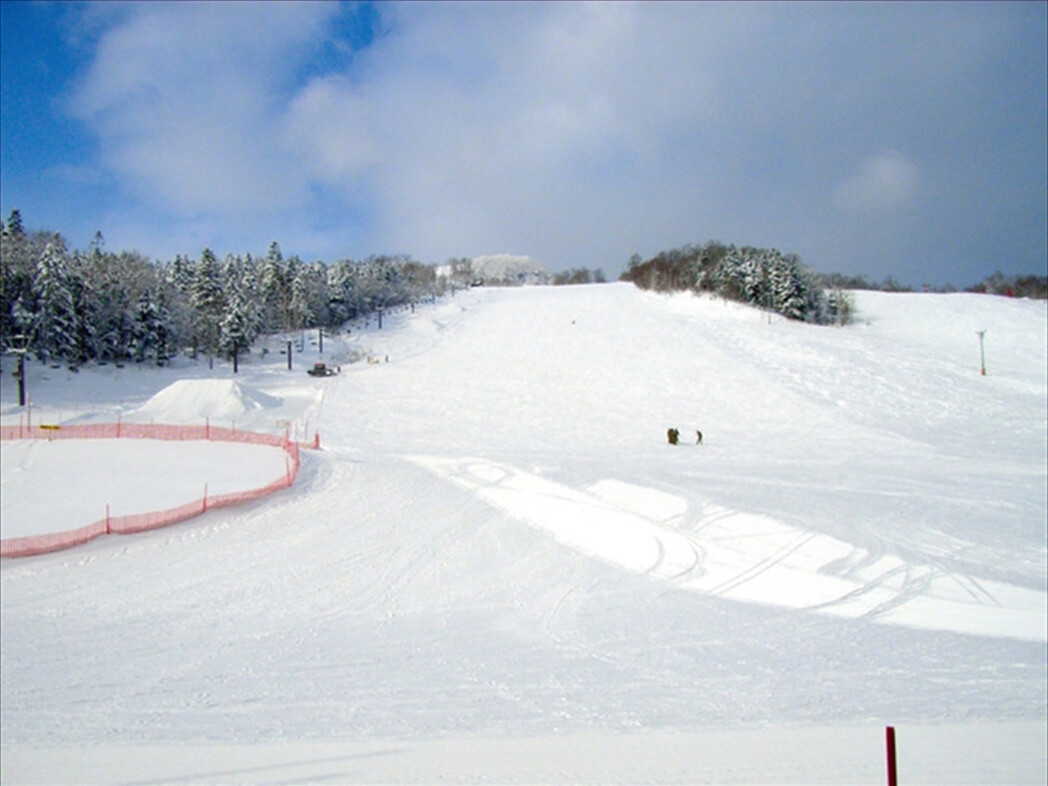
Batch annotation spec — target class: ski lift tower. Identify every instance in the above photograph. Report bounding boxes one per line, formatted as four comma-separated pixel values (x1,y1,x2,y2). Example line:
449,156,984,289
6,333,29,406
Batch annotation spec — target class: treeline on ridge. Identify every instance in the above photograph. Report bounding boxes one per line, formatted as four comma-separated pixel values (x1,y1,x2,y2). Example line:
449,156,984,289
621,242,1047,323
621,242,852,325
1,212,439,368
3,209,1043,370
820,270,1048,299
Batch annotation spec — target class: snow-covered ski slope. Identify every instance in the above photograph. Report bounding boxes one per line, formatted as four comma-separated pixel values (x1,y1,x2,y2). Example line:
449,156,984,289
2,283,1046,784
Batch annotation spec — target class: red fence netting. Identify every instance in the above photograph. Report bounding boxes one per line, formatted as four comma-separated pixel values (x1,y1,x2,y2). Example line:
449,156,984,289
1,423,311,558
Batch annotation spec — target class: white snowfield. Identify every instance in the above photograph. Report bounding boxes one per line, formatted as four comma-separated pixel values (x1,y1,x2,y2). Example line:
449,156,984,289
1,284,1045,784
0,438,291,540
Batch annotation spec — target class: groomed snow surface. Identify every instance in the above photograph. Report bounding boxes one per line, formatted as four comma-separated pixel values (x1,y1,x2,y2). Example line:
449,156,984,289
1,284,1045,784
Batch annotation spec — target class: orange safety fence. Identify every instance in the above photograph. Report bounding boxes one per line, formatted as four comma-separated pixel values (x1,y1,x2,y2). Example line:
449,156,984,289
1,423,311,558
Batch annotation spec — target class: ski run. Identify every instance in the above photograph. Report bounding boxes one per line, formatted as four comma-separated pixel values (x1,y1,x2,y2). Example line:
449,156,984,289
2,283,1045,784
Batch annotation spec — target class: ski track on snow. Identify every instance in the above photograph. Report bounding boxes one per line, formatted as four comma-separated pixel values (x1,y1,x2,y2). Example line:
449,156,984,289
409,454,1046,642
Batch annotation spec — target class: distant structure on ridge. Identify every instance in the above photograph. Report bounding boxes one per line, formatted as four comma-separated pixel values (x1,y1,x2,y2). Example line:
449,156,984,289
438,253,550,287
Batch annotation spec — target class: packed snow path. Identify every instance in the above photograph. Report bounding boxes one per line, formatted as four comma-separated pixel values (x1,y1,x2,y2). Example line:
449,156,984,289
2,284,1045,783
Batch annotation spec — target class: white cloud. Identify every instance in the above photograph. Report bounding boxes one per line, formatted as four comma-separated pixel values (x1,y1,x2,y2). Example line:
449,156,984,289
68,1,338,217
833,150,921,213
277,1,735,263
283,75,380,181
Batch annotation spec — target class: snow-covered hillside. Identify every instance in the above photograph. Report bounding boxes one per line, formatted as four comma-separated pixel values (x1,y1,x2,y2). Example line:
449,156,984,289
1,284,1045,784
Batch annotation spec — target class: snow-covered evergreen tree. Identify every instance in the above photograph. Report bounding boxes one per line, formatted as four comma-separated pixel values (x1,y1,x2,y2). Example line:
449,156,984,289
261,242,290,332
219,288,252,363
0,223,32,345
152,288,173,364
737,249,767,307
289,262,315,330
711,245,746,302
326,259,358,324
170,254,195,297
5,209,25,238
79,249,154,362
237,253,265,341
192,248,225,363
159,257,194,353
755,252,805,321
33,238,79,362
131,289,166,364
68,260,97,365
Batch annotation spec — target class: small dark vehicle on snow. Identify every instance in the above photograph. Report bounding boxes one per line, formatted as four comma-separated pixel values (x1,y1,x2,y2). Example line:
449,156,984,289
307,362,338,377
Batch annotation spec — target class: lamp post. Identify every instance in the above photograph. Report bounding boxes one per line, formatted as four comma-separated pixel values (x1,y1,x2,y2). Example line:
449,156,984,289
976,330,987,376
6,334,29,406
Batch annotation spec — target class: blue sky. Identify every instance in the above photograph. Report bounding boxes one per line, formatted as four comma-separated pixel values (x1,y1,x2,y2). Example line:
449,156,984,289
1,1,1045,285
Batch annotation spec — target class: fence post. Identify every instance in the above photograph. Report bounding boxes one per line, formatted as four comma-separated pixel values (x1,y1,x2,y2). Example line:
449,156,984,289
105,504,110,535
313,431,320,449
206,417,211,440
886,726,897,786
117,412,122,438
285,457,291,486
203,482,208,512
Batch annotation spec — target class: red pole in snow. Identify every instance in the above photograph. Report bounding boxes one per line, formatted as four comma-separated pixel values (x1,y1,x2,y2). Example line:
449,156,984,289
886,726,898,786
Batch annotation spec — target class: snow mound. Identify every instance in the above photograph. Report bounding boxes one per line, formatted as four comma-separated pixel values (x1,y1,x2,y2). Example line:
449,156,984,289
135,379,283,423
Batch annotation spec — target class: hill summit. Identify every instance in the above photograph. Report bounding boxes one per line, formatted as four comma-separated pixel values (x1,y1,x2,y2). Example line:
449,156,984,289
470,253,549,285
